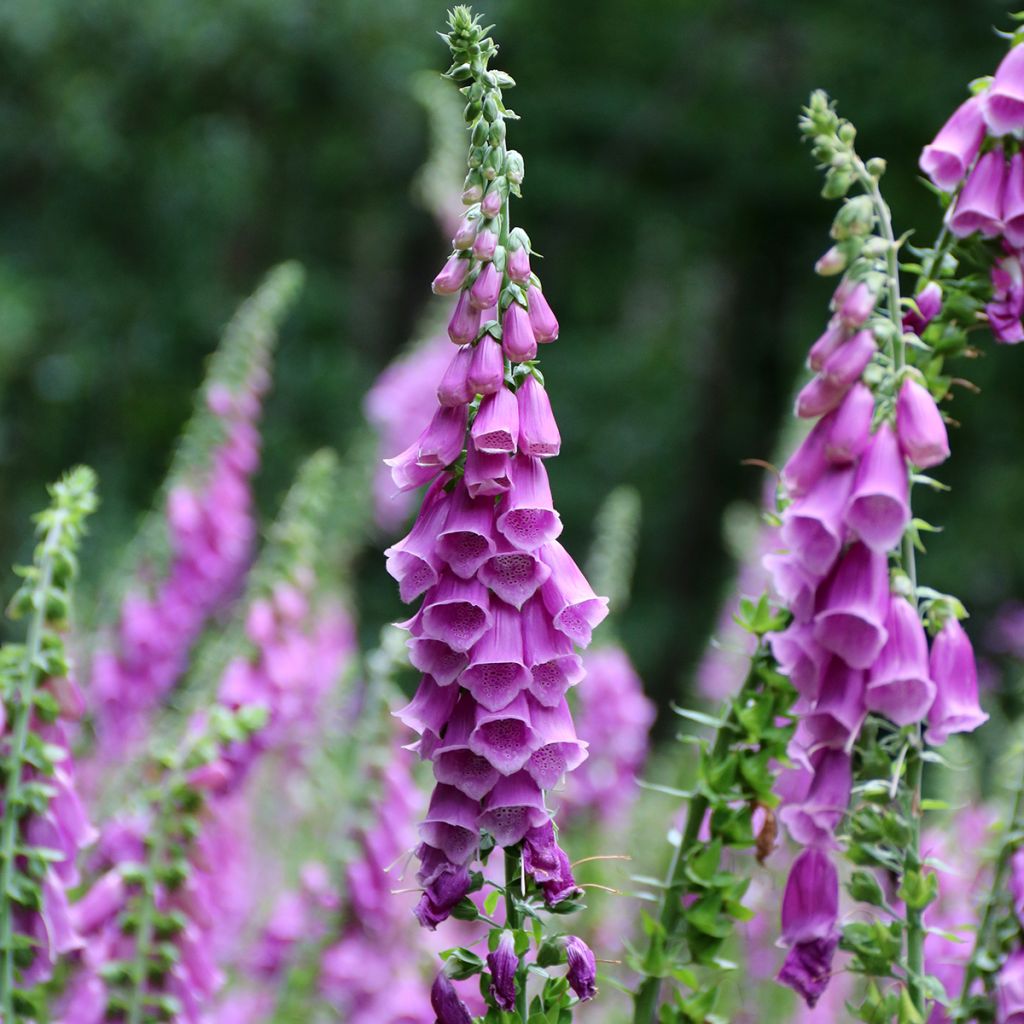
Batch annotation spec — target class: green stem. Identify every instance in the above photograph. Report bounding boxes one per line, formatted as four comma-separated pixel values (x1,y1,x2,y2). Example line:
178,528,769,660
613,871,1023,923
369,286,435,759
504,847,528,1023
0,510,66,1019
631,666,758,1024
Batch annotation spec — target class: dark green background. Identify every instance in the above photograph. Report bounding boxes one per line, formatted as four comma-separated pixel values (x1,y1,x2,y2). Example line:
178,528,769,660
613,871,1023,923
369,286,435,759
0,0,1017,709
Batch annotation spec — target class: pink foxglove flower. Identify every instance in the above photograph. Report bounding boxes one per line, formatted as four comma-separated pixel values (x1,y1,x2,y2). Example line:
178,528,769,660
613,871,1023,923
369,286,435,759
919,95,986,191
947,149,1006,238
985,43,1024,136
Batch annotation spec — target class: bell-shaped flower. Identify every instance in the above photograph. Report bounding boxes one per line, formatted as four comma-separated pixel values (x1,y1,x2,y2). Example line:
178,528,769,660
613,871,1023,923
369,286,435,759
764,554,818,624
837,282,875,329
903,281,943,337
539,542,609,647
926,617,988,746
782,418,831,498
464,446,513,498
865,597,937,726
437,345,475,408
394,675,461,739
796,330,876,418
478,539,552,610
794,657,867,759
468,335,504,396
525,697,588,788
448,289,482,345
844,422,910,552
497,455,563,551
417,405,469,471
988,251,1024,344
896,378,950,469
479,771,548,846
472,386,520,455
781,465,855,576
813,542,891,669
948,149,1006,238
419,784,480,865
470,261,502,310
778,748,851,847
460,603,531,711
807,321,846,372
825,381,874,465
436,483,497,580
502,301,538,362
469,693,541,775
406,635,468,687
985,44,1024,135
517,374,561,458
384,479,449,603
433,693,501,800
919,95,986,190
564,936,597,1001
487,932,520,1012
1005,152,1024,248
521,595,585,706
769,620,826,700
420,574,493,653
995,949,1024,1024
430,972,475,1024
527,284,559,342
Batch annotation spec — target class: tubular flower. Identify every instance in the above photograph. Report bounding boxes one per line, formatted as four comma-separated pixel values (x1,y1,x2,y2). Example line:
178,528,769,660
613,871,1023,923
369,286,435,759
383,10,607,929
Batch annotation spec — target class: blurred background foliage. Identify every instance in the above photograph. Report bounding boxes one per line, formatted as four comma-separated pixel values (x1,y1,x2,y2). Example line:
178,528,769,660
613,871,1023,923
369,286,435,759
0,0,1018,711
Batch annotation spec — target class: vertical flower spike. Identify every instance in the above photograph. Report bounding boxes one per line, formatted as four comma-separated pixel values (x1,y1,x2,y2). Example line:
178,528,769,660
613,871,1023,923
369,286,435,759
381,9,607,1020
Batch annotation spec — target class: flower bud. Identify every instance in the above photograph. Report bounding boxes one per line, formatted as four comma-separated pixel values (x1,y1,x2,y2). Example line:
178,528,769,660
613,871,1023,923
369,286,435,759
505,150,525,185
830,195,875,240
452,210,480,250
502,302,537,362
430,972,474,1024
837,282,875,328
564,936,597,1001
481,188,503,218
527,285,559,343
895,378,950,469
437,346,475,407
903,281,942,336
448,291,482,346
473,226,499,261
487,932,519,1011
814,246,847,276
433,254,471,295
462,171,484,204
470,261,502,310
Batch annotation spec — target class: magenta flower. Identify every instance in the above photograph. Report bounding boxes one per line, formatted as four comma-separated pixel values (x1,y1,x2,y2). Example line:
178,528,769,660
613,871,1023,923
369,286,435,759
865,596,937,727
778,749,851,847
896,378,950,469
433,254,472,295
996,950,1024,1024
781,465,855,576
948,149,1006,238
988,251,1024,344
985,44,1024,136
903,282,943,337
844,422,910,553
1005,152,1024,247
824,381,874,465
919,95,986,191
522,821,582,906
502,300,538,362
925,617,988,745
564,935,597,1001
487,932,519,1011
431,972,475,1024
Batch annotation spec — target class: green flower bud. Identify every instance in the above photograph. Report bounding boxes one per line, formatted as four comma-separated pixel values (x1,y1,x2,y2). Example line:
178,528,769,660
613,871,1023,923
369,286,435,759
468,146,485,170
831,195,875,240
483,146,503,180
822,169,853,200
838,122,856,144
482,95,499,123
866,157,887,179
488,118,506,145
462,171,484,204
471,118,488,147
505,150,525,185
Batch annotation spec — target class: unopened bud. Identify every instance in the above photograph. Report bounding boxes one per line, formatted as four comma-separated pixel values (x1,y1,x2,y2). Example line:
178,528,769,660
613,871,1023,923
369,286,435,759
815,245,847,276
482,95,499,123
866,157,887,179
838,122,856,144
822,169,853,200
483,147,503,180
461,171,484,205
505,150,525,185
831,195,876,240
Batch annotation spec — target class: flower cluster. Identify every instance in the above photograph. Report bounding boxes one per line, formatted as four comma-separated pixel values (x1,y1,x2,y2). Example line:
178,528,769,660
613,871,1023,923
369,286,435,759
764,94,989,1010
89,264,304,758
0,468,98,1022
384,9,607,944
919,40,1024,343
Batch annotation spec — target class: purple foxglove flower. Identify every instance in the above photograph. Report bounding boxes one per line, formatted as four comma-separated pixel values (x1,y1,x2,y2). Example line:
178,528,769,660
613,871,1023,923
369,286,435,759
479,770,548,846
807,321,846,371
844,422,910,552
449,290,482,346
433,693,502,799
407,636,469,686
496,455,563,551
948,149,1006,238
437,345,475,407
384,439,441,493
903,281,943,337
527,284,559,342
470,693,541,774
433,253,472,295
778,748,851,846
487,932,519,1011
453,211,480,250
470,261,502,311
473,226,499,261
481,188,503,218
777,848,840,1008
795,330,876,419
919,95,986,191
461,602,531,711
996,949,1024,1024
769,620,826,699
824,381,874,465
1006,152,1024,247
989,251,1024,344
464,446,513,498
525,697,588,788
415,845,473,929
794,657,866,759
508,244,531,283
478,539,552,610
837,282,875,329
394,675,461,739
516,374,561,458
781,417,830,497
780,465,855,576
865,597,937,726
539,541,610,648
420,574,493,653
985,44,1024,135
415,405,469,470
502,301,538,362
436,483,497,580
468,336,505,396
384,479,449,603
523,821,581,905
419,784,481,865
521,595,585,705
813,542,890,669
925,617,988,746
896,378,950,469
565,935,597,1001
472,386,520,455
763,555,817,625
431,972,474,1024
